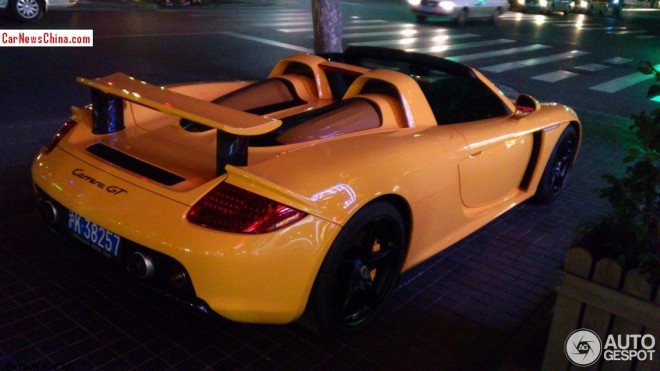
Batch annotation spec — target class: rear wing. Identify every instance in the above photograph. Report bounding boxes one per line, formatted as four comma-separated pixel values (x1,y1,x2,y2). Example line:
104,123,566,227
77,73,283,175
77,73,282,135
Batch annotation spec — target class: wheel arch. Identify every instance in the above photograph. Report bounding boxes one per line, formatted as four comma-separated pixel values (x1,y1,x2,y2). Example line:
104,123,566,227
567,120,582,164
11,0,47,10
369,194,413,257
518,119,581,194
299,193,413,334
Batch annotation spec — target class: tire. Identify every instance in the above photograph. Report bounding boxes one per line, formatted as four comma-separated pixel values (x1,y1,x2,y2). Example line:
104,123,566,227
301,201,407,335
491,7,503,25
456,9,468,26
11,0,43,22
533,126,578,204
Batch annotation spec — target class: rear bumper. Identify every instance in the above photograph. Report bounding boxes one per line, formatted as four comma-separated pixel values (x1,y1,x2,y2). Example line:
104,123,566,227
32,147,341,324
410,5,456,17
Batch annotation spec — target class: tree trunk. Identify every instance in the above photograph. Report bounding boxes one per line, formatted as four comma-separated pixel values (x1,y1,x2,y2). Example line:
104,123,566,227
311,0,342,54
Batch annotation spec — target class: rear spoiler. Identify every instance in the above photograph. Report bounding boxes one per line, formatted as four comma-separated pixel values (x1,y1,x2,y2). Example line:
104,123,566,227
77,73,283,176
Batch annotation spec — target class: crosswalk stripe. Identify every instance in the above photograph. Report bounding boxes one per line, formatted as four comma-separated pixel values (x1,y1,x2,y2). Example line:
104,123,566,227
574,63,609,72
408,39,516,54
279,23,416,33
532,70,579,82
343,28,448,39
578,26,628,31
604,57,632,65
220,31,313,53
608,30,648,35
589,71,657,93
351,33,480,47
263,21,312,27
261,19,385,28
269,16,311,21
448,44,551,62
482,50,589,73
553,23,603,28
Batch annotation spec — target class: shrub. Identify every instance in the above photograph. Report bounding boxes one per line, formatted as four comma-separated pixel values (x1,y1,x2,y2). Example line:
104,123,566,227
579,109,659,285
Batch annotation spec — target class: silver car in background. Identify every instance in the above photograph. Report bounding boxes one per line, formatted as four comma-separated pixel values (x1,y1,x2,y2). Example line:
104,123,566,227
408,0,510,25
1,0,77,22
520,0,574,14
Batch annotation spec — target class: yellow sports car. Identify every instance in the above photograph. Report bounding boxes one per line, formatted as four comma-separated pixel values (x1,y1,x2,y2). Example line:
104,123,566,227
32,47,581,334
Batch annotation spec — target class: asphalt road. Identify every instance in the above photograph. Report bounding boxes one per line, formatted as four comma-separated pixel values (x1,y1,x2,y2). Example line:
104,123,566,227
0,0,658,127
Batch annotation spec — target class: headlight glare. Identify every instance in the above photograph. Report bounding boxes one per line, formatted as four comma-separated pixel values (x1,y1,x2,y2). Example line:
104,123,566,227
439,1,455,10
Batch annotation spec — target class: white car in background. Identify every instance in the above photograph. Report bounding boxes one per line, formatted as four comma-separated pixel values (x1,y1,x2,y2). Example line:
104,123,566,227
1,0,77,22
408,0,509,25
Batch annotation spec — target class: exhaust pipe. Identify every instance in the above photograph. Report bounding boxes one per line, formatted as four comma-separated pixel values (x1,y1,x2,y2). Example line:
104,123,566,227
127,252,155,279
38,200,59,225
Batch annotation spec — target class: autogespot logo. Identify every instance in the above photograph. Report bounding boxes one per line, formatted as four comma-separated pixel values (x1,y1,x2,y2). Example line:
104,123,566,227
565,329,603,367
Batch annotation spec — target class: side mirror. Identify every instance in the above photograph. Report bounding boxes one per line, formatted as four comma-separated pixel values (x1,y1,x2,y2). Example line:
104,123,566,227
514,94,540,118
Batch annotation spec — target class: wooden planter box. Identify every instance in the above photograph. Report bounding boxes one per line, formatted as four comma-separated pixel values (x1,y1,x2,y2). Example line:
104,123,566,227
542,247,659,371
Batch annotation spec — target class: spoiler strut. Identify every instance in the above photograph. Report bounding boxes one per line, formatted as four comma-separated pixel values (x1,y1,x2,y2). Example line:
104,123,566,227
77,73,283,176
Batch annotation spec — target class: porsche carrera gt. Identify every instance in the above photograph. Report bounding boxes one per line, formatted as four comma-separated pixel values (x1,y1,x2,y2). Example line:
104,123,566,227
32,47,581,334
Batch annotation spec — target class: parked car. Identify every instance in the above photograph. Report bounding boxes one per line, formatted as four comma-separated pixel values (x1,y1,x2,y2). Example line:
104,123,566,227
1,0,77,22
572,0,594,12
407,0,509,25
591,0,623,16
523,0,574,14
32,46,581,334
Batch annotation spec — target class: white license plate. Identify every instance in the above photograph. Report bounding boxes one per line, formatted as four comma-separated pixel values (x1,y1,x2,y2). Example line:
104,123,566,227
68,211,121,257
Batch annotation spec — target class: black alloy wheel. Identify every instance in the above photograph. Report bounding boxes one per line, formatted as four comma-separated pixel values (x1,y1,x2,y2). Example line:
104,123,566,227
534,126,578,203
302,202,406,334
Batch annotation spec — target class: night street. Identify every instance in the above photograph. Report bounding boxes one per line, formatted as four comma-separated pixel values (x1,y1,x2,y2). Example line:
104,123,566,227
1,0,658,369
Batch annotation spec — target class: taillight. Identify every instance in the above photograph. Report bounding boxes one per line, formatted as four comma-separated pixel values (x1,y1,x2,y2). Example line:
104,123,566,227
187,182,307,234
41,119,77,154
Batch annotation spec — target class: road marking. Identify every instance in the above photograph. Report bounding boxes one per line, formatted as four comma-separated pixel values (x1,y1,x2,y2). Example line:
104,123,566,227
343,28,448,38
577,26,628,31
532,70,579,82
278,23,416,33
481,50,589,73
261,19,385,27
604,57,632,65
267,16,311,21
553,23,603,28
351,33,480,47
589,67,660,93
608,30,648,35
220,32,312,53
448,44,551,62
574,63,609,72
407,39,516,54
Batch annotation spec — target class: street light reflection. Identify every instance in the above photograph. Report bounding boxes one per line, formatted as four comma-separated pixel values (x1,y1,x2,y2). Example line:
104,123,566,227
533,15,546,25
